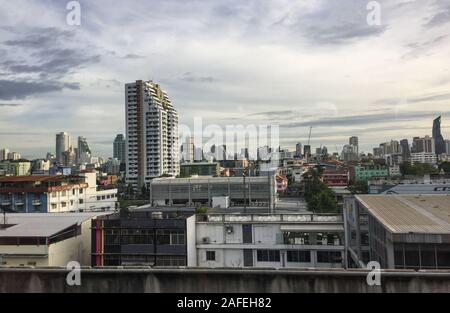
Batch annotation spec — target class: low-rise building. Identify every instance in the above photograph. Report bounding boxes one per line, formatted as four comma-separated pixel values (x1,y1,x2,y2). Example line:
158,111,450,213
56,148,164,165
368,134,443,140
411,152,437,165
322,169,349,187
188,213,345,269
149,176,277,208
180,162,220,177
0,213,107,267
91,209,194,266
354,163,388,181
345,194,450,269
0,172,117,213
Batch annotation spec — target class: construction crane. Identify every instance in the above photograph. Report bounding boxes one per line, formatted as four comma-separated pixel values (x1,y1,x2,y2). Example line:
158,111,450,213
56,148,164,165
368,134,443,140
307,126,312,146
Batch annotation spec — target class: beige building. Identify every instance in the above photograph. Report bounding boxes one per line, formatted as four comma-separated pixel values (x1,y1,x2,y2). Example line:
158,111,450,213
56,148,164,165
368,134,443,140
0,213,109,267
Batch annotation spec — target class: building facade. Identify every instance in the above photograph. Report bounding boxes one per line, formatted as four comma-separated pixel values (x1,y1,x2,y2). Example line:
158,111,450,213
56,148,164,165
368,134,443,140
149,176,277,208
0,213,106,267
188,213,345,269
56,132,70,165
180,162,220,178
91,210,193,266
0,173,117,213
125,80,179,190
113,134,126,164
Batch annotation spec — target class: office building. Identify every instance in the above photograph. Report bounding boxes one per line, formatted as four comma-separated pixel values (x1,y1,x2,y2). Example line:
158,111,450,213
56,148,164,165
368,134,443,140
181,136,194,163
400,139,411,161
295,143,302,158
303,145,311,159
149,176,277,208
77,136,92,164
0,213,107,267
433,116,446,156
188,213,345,268
0,149,9,161
125,80,179,190
412,136,435,154
411,152,437,165
113,134,126,165
349,136,359,155
56,132,70,165
91,210,194,266
322,170,349,187
345,195,450,269
7,152,21,161
341,145,358,162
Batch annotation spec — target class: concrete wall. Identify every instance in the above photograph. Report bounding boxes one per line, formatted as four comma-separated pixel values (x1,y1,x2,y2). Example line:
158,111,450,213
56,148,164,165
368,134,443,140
1,268,450,293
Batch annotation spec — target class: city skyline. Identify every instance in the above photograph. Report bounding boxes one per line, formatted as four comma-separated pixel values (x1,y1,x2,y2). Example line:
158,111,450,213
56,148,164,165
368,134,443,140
1,0,450,158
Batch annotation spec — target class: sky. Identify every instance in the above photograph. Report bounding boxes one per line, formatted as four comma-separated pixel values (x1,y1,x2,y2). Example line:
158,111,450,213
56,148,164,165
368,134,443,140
0,0,449,159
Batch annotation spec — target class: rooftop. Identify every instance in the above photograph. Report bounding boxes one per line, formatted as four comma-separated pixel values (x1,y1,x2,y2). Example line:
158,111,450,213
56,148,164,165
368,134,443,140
0,212,110,238
0,175,79,183
356,195,450,234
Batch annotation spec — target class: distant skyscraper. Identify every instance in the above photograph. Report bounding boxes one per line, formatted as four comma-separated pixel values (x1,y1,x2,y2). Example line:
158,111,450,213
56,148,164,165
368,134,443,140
0,148,9,161
295,143,302,157
445,140,450,154
125,80,179,189
113,134,126,164
56,132,70,165
303,145,311,159
433,116,446,155
181,136,194,163
349,136,359,154
7,152,21,160
400,139,411,161
77,136,92,164
62,146,76,167
414,136,435,154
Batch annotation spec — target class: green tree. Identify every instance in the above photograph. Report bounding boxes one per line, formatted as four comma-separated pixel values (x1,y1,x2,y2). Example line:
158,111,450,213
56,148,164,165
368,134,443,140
439,162,450,174
348,180,369,194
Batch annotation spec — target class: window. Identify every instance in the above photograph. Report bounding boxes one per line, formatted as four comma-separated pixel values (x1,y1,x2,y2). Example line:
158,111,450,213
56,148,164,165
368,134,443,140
61,190,66,196
206,251,216,261
79,199,84,204
317,251,342,263
257,250,280,262
61,202,67,208
287,250,311,263
171,230,185,245
51,203,57,210
51,192,57,198
97,196,101,201
284,232,309,245
79,189,84,194
72,189,76,195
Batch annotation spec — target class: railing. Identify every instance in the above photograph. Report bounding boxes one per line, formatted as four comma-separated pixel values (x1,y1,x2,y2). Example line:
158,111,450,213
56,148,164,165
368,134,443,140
197,213,343,223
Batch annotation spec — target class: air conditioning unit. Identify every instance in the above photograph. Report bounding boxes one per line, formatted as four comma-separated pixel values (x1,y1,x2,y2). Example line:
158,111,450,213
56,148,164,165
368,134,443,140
225,225,234,234
202,237,210,244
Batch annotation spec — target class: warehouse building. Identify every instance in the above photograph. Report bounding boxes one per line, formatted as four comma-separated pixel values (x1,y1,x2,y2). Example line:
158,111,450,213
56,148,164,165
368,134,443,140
345,195,450,269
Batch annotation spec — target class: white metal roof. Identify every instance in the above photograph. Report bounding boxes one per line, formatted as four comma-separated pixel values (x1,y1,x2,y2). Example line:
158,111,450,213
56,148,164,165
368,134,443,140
0,213,110,238
356,195,450,234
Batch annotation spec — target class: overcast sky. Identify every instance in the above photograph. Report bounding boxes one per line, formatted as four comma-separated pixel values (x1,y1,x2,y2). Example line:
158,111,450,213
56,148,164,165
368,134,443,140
0,0,449,159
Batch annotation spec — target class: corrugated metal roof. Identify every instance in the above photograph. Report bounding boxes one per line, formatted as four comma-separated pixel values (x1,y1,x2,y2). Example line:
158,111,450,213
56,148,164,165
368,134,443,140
0,213,110,237
356,195,450,234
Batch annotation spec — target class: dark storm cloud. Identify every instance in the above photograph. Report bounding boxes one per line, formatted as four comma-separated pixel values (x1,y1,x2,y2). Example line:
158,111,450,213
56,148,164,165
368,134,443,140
282,111,449,128
0,80,78,100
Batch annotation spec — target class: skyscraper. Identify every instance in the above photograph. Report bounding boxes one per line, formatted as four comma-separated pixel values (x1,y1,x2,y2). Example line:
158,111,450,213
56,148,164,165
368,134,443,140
56,132,70,165
295,143,302,158
181,136,194,163
77,136,92,164
433,116,446,155
0,148,9,161
113,134,126,164
125,80,179,190
400,139,411,161
349,136,359,154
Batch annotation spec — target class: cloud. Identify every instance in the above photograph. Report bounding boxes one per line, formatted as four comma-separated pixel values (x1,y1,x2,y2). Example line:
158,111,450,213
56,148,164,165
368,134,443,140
423,6,450,28
181,72,218,83
0,80,79,100
0,103,23,107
